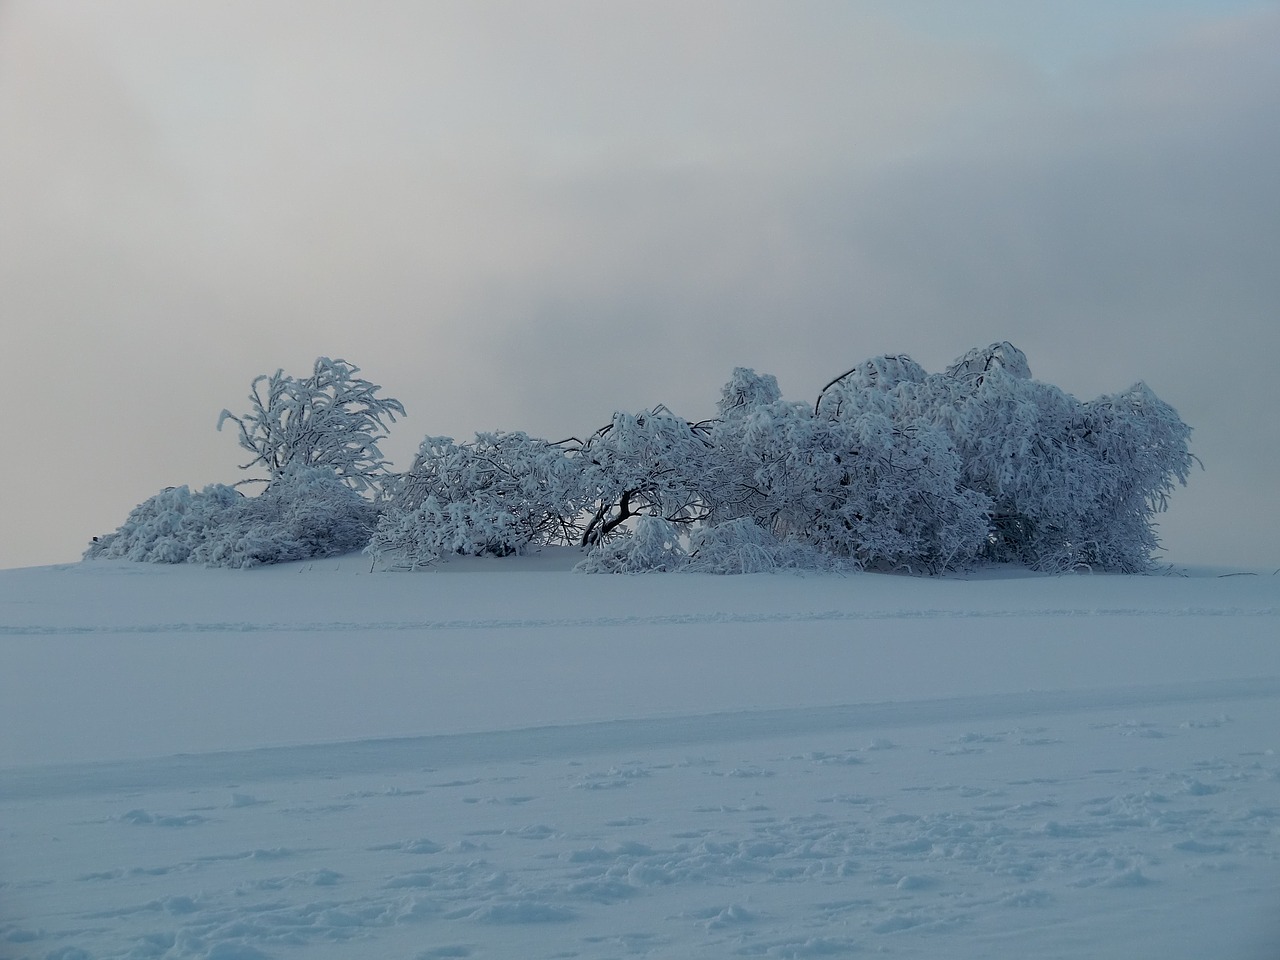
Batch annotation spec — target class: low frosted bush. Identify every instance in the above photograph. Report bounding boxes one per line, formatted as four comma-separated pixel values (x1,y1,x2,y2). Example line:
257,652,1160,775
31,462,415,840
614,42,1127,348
86,467,377,568
369,432,589,568
575,516,688,574
685,518,837,574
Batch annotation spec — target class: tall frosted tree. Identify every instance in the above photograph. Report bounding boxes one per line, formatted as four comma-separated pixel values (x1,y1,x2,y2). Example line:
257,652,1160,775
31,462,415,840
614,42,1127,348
218,357,405,496
89,358,400,568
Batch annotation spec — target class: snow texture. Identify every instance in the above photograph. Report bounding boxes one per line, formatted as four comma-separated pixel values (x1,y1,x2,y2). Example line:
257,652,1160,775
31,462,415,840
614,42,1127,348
2,554,1278,960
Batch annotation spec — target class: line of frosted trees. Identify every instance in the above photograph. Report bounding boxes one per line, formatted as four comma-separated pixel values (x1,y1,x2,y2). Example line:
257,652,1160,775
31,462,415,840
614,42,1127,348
87,344,1195,573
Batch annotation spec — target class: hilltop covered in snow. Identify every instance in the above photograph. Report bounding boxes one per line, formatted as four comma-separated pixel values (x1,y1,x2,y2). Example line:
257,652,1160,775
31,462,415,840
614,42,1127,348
2,556,1278,959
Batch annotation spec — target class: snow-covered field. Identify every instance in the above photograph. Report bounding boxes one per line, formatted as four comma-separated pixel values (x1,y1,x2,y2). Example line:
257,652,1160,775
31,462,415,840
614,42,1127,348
2,554,1278,959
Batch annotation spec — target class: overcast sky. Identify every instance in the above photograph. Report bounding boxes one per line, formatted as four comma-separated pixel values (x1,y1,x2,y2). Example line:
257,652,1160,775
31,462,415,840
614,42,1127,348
2,1,1277,570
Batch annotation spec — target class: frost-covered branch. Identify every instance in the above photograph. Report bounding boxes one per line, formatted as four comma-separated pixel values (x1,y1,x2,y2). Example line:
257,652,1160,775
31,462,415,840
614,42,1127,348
217,357,405,495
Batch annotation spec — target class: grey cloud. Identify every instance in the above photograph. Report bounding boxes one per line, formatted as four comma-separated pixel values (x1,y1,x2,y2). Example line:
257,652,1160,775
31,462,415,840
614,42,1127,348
1,2,1276,567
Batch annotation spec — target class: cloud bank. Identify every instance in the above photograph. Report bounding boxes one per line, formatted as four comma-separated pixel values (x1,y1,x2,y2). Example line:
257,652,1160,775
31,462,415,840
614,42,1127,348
2,1,1276,567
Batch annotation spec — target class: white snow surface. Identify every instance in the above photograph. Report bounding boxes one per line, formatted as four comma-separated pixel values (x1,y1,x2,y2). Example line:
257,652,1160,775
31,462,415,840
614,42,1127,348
2,551,1279,959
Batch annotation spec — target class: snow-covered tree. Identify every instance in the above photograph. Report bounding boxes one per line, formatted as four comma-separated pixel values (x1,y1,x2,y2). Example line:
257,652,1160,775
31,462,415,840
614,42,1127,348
709,388,990,572
88,357,403,568
574,515,689,573
218,357,405,495
717,366,782,418
369,406,726,569
685,517,835,574
93,342,1191,575
577,407,718,547
814,354,928,412
369,432,587,567
1055,381,1195,571
86,484,243,565
890,344,1194,571
944,340,1033,383
698,344,1191,574
85,466,377,568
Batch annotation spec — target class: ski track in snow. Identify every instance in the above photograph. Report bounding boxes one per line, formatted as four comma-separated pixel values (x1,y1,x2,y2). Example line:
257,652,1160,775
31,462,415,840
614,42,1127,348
3,678,1279,802
4,687,1280,959
3,561,1279,958
3,605,1277,637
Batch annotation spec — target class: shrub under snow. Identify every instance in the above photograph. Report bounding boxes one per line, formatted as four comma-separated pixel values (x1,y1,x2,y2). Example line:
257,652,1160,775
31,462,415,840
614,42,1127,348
86,467,377,568
368,432,588,568
685,518,837,575
709,392,992,572
573,516,689,574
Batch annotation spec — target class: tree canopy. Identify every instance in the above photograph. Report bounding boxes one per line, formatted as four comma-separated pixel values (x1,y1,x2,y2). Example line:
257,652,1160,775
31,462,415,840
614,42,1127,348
91,345,1195,574
370,342,1193,573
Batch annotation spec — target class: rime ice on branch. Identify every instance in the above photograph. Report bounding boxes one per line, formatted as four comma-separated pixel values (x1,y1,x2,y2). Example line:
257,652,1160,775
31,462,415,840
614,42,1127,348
217,357,405,495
